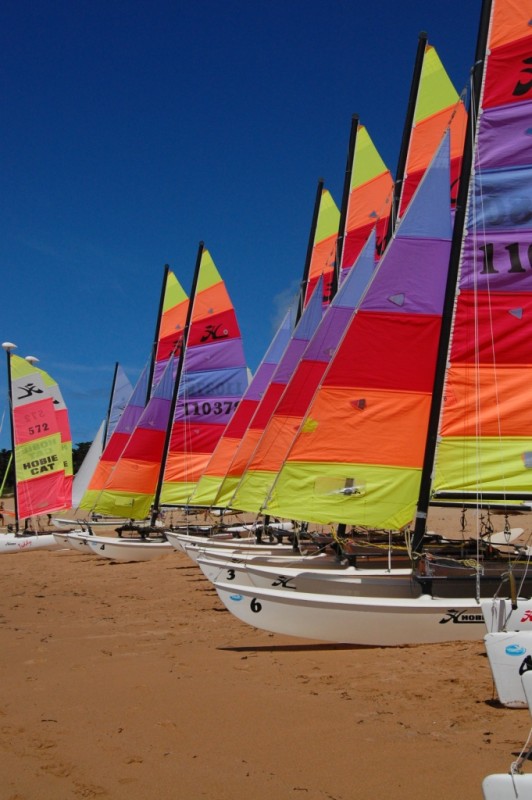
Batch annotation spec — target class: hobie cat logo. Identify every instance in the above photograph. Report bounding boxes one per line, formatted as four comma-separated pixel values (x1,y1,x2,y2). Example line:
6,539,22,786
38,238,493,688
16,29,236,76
505,644,527,657
520,610,532,623
439,609,484,625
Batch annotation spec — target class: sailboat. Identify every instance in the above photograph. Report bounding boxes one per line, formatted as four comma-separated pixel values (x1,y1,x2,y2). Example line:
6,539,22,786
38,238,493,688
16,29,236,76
1,343,72,553
80,243,249,562
212,0,532,645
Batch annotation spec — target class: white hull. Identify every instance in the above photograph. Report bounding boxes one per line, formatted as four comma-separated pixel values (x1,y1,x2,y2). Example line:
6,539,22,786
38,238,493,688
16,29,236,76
482,599,532,633
166,529,296,559
198,554,415,597
0,533,63,553
482,775,532,799
86,538,173,562
213,580,489,646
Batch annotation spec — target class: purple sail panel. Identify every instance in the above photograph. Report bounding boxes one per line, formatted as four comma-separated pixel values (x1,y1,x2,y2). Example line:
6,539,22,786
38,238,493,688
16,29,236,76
184,338,249,373
477,101,532,170
362,237,452,316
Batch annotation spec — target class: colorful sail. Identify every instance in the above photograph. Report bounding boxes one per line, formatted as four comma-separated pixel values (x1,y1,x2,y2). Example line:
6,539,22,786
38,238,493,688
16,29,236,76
304,188,340,306
190,305,296,507
398,44,468,216
79,363,150,511
265,134,453,529
340,123,393,272
159,248,248,506
153,269,189,385
231,233,376,515
79,269,188,514
432,0,532,501
87,355,177,519
9,354,69,519
215,276,325,509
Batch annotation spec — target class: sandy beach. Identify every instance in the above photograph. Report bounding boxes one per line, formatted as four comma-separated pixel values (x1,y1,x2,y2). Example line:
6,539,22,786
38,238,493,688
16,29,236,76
0,509,530,800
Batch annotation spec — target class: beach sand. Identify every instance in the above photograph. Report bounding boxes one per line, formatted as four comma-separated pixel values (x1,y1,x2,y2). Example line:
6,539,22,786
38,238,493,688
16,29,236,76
0,507,530,799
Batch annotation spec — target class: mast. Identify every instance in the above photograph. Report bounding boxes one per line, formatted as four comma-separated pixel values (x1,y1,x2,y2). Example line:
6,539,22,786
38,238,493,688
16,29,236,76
150,244,204,524
102,361,119,448
385,32,428,247
330,113,359,299
2,342,18,531
410,0,493,555
297,178,324,320
146,263,171,403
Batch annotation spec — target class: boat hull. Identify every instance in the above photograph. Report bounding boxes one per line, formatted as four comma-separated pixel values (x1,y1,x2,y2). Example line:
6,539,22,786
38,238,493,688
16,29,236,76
86,538,173,562
0,533,63,553
213,580,489,646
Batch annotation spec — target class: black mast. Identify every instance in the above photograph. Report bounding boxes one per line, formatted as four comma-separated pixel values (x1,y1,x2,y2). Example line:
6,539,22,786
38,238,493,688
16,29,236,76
411,0,493,555
3,343,19,531
297,178,325,321
150,244,204,525
146,263,171,405
330,114,359,300
384,32,428,248
102,361,120,448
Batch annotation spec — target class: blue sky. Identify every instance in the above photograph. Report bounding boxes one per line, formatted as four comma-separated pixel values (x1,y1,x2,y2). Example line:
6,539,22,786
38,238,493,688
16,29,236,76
1,0,481,447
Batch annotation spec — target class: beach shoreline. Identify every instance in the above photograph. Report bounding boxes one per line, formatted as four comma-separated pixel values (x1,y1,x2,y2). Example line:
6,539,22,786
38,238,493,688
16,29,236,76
0,513,529,799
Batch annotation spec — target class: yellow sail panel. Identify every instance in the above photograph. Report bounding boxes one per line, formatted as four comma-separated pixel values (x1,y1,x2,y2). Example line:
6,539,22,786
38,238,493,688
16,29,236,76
266,460,422,529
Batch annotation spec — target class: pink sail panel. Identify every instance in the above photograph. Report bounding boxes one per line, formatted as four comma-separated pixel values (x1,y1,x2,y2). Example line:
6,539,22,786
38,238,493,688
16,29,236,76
160,249,249,505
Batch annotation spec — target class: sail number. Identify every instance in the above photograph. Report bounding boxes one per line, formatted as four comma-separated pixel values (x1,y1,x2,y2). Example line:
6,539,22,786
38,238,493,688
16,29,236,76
27,423,50,435
479,242,532,274
183,400,238,417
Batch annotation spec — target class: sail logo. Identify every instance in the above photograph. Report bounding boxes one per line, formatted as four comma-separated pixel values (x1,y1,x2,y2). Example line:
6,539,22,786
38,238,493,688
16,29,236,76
200,324,229,343
505,644,527,657
439,609,484,625
520,610,532,623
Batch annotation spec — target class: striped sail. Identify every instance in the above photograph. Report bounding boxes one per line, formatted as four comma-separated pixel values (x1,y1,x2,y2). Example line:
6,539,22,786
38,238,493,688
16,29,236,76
340,124,393,273
79,269,188,513
10,354,69,519
433,1,532,501
230,233,376,515
159,248,248,505
38,364,73,507
304,189,340,306
265,134,453,528
399,44,468,216
153,270,189,385
79,363,151,512
190,306,296,507
85,355,177,519
214,277,325,509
